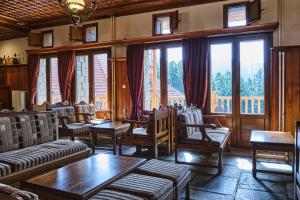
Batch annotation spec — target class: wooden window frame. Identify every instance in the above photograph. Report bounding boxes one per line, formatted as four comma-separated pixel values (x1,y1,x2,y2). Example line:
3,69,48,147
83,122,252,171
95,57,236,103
74,48,112,111
83,23,98,44
152,11,178,36
41,30,54,48
143,41,182,111
223,0,262,28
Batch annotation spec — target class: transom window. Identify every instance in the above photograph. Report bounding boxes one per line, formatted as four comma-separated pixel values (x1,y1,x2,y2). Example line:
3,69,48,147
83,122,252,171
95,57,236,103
153,11,179,36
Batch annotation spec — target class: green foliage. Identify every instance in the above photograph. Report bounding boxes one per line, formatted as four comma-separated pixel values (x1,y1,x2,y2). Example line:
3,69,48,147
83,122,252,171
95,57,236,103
168,60,184,93
212,69,264,97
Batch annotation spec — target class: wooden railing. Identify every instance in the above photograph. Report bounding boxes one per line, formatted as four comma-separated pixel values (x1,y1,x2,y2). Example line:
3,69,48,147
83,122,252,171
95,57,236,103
95,95,108,110
211,92,264,114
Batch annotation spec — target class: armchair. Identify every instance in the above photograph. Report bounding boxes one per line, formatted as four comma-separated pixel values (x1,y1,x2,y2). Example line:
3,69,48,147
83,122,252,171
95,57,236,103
120,107,172,158
175,108,231,174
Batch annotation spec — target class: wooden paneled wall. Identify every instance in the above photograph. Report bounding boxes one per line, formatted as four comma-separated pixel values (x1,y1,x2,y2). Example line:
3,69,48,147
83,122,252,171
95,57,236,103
115,59,132,120
0,64,28,91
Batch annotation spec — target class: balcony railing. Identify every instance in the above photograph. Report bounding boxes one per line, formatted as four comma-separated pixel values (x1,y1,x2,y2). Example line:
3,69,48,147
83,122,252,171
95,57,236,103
211,92,264,114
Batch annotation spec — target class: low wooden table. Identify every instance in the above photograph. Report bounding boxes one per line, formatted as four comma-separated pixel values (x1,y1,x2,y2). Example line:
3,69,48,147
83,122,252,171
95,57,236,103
250,130,294,177
90,122,130,155
24,154,146,200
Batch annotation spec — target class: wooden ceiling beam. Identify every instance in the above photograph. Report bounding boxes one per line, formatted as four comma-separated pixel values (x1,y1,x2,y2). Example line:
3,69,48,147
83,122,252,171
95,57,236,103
0,22,29,33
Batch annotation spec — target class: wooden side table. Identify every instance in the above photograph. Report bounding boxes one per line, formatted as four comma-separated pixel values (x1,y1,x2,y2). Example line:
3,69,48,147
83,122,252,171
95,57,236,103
250,130,294,177
90,122,130,155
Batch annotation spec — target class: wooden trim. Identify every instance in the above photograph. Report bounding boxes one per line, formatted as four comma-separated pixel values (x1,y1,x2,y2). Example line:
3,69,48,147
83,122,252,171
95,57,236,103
41,30,54,48
83,23,98,44
27,22,278,55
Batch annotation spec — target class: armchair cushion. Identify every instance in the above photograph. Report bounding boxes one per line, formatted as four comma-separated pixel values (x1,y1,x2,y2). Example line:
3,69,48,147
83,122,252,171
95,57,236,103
50,106,76,124
0,163,11,176
187,127,230,146
75,104,96,122
17,115,38,148
178,109,203,138
133,127,147,136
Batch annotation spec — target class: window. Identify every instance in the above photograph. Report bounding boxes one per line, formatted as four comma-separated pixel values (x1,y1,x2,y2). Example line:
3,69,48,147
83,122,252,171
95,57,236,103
153,11,178,36
144,49,161,110
167,47,185,106
41,30,53,48
94,53,109,110
224,0,262,28
75,50,111,110
37,58,47,105
210,43,233,113
50,57,61,103
76,55,89,103
83,23,98,43
143,44,185,110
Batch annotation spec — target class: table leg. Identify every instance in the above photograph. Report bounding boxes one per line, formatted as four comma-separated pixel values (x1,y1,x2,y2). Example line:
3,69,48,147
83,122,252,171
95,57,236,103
113,134,117,155
91,132,96,155
252,146,257,177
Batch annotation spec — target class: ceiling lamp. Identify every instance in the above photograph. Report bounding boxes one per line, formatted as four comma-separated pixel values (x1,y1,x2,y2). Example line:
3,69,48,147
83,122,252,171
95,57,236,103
58,0,97,26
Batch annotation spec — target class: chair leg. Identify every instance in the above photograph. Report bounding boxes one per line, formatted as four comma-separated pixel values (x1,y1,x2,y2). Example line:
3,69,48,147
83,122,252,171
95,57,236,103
218,151,223,174
136,145,142,153
185,182,190,200
175,146,178,163
153,145,158,159
70,136,75,141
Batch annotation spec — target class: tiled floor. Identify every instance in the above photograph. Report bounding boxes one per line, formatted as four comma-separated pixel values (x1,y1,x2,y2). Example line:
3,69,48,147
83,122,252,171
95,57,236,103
94,146,294,200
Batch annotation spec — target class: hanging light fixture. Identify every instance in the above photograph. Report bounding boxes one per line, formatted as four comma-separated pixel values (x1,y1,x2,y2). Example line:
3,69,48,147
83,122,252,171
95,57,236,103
58,0,97,26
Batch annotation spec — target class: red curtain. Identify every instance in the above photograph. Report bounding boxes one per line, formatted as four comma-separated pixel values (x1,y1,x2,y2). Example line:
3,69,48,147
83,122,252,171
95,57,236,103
183,38,209,109
127,44,145,120
27,54,40,109
58,51,75,102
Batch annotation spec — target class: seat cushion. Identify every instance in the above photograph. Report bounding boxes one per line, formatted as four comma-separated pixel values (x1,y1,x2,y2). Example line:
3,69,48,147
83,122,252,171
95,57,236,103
59,123,92,134
89,189,145,200
187,128,229,146
108,173,173,200
0,140,87,172
133,128,147,136
0,163,11,176
136,159,189,184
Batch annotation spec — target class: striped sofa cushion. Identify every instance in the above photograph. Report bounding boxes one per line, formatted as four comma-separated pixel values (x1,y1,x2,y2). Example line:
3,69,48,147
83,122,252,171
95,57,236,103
178,109,204,138
136,159,189,183
0,140,87,172
89,189,145,200
108,173,173,200
0,117,19,153
35,113,57,144
51,106,76,124
0,183,39,200
75,104,96,122
17,115,38,148
0,163,11,176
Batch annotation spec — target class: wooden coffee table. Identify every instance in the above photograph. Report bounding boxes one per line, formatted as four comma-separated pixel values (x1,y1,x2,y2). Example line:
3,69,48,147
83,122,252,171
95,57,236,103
24,154,146,200
250,130,294,177
90,121,130,155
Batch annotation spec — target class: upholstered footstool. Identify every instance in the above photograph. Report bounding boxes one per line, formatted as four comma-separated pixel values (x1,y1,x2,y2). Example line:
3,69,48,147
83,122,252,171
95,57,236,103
107,173,175,200
89,189,145,200
135,159,191,200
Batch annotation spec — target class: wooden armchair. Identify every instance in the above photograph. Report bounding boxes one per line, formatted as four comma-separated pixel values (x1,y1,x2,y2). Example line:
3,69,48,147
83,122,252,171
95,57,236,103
49,105,92,141
120,107,172,158
175,108,231,173
74,102,111,125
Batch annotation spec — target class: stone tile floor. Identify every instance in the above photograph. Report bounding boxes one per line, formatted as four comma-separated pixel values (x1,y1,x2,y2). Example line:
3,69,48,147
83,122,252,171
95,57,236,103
94,146,294,200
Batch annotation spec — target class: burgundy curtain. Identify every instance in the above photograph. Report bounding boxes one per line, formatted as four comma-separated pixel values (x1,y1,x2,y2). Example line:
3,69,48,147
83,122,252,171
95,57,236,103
127,44,145,120
27,54,40,109
58,51,75,102
182,38,209,109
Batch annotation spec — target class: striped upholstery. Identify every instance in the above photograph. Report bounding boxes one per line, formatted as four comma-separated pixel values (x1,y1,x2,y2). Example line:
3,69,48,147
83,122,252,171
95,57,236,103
0,183,39,200
75,104,96,122
0,163,11,176
0,140,87,172
35,113,58,144
178,109,203,138
136,159,189,183
0,117,19,153
17,115,38,148
108,173,173,200
50,106,76,123
188,128,230,146
89,189,145,200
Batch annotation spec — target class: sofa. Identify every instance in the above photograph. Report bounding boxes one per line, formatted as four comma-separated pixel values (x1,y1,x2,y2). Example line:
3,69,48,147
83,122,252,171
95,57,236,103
0,111,91,184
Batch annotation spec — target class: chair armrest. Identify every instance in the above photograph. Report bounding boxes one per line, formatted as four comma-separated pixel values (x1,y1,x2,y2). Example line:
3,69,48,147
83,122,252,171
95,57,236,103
202,114,227,118
180,123,217,129
57,115,71,128
76,112,94,116
122,120,149,135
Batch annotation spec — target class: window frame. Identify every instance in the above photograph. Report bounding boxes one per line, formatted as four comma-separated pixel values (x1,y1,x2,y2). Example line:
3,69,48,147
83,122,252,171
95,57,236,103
74,48,112,110
152,11,178,36
143,41,184,111
41,30,54,48
83,23,98,44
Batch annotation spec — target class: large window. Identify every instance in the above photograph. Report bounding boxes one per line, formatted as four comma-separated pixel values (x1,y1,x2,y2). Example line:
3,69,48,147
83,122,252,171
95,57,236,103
210,43,232,113
75,50,110,110
76,55,89,103
50,57,61,103
37,58,47,105
143,44,185,110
